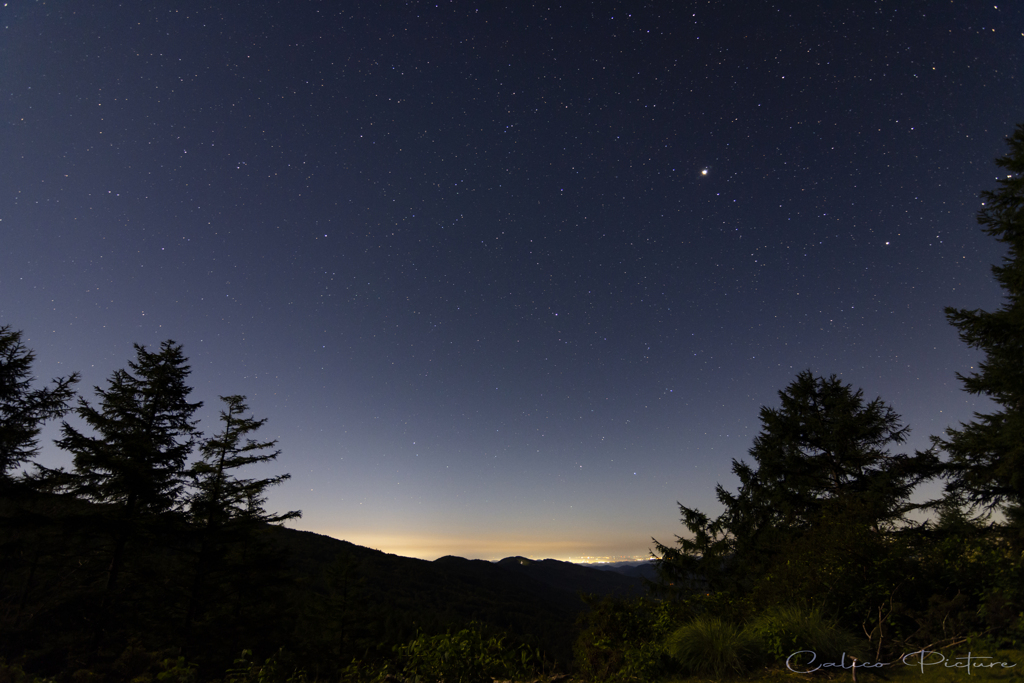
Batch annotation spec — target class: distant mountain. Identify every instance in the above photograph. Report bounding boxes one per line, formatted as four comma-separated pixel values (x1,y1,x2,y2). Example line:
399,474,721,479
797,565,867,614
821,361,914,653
576,560,654,568
493,556,647,597
578,560,661,583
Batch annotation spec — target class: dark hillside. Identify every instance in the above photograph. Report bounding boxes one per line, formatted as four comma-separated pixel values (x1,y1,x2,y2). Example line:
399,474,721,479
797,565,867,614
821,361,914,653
2,494,651,678
268,528,650,668
591,561,661,583
2,483,655,679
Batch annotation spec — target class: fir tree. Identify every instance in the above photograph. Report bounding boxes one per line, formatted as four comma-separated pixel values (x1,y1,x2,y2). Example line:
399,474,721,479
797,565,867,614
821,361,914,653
0,325,79,484
654,371,937,598
60,341,201,514
182,395,299,652
0,327,78,650
57,341,202,615
188,395,298,529
939,123,1024,526
730,372,931,537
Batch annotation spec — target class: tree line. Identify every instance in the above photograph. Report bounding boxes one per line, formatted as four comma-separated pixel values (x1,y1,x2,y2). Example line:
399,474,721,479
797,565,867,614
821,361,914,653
1,337,301,676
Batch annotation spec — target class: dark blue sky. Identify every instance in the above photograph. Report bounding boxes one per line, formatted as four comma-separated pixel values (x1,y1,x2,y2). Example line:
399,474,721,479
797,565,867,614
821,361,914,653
2,1,1020,560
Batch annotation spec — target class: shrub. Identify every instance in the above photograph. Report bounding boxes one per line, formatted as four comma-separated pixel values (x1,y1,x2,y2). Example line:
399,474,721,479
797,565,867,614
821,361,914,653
225,650,307,683
750,605,865,669
390,624,543,683
0,659,56,683
572,596,682,682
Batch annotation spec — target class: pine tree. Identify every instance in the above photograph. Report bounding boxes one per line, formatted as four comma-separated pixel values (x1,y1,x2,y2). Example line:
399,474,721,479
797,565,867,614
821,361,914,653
57,341,202,614
0,325,79,484
654,371,938,598
0,327,79,651
188,395,298,529
731,372,929,537
182,395,299,652
939,123,1024,525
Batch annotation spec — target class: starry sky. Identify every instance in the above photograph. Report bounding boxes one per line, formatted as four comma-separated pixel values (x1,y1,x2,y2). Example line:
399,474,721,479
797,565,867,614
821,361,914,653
2,1,1021,562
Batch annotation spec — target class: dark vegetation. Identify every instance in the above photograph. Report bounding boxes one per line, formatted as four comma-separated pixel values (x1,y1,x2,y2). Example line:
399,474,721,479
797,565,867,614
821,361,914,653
2,126,1023,681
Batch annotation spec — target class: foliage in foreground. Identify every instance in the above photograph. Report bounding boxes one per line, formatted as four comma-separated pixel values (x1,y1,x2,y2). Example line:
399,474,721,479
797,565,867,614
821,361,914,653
131,625,546,683
368,624,546,683
572,596,937,682
573,595,684,683
663,616,761,679
748,605,865,670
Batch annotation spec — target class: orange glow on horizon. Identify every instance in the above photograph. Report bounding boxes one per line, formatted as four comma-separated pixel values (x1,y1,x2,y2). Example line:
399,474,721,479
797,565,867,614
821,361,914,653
298,527,653,563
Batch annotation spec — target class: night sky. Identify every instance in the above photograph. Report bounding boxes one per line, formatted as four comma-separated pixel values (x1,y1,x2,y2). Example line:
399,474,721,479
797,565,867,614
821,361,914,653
2,2,1021,562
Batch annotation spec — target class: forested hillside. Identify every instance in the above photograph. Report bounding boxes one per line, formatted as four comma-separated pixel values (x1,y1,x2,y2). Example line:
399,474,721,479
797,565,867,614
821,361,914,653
0,332,641,680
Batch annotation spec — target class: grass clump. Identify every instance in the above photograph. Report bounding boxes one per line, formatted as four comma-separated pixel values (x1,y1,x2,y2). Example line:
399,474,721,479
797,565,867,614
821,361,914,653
664,616,761,678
